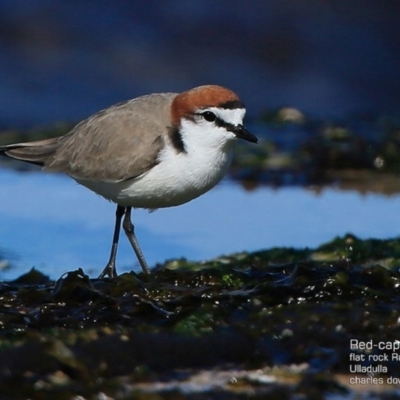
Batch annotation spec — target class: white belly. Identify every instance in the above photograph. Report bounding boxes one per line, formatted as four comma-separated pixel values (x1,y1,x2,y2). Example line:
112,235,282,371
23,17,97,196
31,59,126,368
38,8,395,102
75,142,234,209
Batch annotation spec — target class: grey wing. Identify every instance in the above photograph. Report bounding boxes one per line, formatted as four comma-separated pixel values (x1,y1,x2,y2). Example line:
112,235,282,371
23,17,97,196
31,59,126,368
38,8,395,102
44,92,177,181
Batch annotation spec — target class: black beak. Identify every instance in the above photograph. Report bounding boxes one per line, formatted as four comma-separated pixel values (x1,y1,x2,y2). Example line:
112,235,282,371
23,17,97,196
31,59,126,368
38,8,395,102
233,124,258,143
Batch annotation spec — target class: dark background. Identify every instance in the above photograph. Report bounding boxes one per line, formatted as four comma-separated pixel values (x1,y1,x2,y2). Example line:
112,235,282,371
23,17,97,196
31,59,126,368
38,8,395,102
0,0,399,128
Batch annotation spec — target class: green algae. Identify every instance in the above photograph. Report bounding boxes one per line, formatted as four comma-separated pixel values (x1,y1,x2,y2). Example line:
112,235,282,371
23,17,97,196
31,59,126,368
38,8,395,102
1,234,400,398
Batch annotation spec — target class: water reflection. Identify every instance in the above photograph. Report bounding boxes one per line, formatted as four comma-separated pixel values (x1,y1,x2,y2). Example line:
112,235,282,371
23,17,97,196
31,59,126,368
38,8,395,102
1,169,400,280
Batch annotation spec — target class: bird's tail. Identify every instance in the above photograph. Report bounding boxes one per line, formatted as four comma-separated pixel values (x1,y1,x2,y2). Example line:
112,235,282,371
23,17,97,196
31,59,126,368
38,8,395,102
0,138,60,166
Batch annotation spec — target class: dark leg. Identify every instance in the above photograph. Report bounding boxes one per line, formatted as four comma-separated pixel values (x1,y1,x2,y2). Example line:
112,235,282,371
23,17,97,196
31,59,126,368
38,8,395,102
99,205,125,278
122,207,150,275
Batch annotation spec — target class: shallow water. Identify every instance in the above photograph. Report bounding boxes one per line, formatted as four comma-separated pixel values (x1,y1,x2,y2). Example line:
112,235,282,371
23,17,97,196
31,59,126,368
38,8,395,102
1,168,400,280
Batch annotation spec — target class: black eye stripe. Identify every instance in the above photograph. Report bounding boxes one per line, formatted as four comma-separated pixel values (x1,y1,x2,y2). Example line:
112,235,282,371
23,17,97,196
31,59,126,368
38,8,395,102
195,111,240,134
214,116,236,132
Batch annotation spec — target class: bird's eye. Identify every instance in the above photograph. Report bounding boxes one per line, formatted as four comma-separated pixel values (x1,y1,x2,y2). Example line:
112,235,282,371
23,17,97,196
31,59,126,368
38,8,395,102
201,111,216,122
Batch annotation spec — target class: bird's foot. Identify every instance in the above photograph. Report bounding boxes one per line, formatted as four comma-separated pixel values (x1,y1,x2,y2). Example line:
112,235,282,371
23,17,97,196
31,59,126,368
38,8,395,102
98,262,117,278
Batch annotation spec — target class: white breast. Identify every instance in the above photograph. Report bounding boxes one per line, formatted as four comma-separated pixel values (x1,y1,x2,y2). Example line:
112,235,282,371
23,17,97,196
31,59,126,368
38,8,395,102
75,118,237,209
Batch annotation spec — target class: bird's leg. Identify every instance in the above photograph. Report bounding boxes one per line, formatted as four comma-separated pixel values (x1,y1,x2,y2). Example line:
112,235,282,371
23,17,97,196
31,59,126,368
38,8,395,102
122,207,150,275
99,205,125,278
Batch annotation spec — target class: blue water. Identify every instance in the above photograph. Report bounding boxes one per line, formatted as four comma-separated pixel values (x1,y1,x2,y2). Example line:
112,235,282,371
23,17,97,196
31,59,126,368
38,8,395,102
1,168,400,280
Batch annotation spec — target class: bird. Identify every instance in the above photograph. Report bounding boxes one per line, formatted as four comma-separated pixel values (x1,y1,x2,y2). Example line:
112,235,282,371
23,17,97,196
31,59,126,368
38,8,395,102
0,85,258,278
